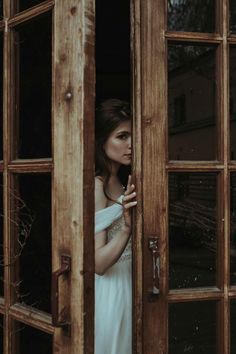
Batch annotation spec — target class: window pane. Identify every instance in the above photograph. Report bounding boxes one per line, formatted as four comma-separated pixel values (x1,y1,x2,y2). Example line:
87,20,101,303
168,0,215,33
12,321,52,354
12,174,51,313
231,300,236,354
230,173,236,284
16,0,46,13
169,173,217,289
168,44,217,160
230,46,236,160
0,174,3,297
0,32,3,161
14,14,52,159
96,1,130,102
0,315,3,352
230,0,236,33
169,301,217,354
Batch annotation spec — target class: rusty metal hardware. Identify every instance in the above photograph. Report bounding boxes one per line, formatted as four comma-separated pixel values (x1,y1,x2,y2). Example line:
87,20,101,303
148,237,160,296
52,255,71,329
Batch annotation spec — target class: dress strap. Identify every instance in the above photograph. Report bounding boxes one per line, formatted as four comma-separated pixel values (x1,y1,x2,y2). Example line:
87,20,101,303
95,195,124,234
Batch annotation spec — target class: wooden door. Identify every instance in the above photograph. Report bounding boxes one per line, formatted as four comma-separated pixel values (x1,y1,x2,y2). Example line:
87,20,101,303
0,1,95,353
132,0,236,353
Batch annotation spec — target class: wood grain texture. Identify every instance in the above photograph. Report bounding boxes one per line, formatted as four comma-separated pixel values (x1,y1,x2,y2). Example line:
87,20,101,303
141,0,168,353
53,0,95,353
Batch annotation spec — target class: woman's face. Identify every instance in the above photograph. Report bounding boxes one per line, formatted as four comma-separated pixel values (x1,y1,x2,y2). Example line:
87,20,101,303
104,121,132,166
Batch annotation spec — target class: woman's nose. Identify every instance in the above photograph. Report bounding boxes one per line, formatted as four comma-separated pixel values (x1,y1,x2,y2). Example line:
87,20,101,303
127,136,131,148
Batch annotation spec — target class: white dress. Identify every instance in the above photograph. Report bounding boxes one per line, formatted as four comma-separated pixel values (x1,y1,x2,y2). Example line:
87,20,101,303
95,196,132,354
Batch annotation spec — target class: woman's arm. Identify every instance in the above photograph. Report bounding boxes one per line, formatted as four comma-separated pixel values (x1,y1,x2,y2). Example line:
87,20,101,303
94,177,136,275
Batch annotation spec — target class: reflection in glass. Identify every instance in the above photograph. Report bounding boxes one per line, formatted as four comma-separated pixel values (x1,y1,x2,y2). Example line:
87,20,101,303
12,321,52,354
168,0,215,33
0,32,3,161
231,300,236,353
168,44,216,160
230,174,236,284
14,14,52,158
230,46,236,160
169,173,217,289
169,301,217,354
230,1,236,33
13,174,51,313
0,175,3,296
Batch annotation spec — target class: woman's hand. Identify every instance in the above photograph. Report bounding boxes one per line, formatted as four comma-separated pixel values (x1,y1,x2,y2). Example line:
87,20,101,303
122,175,137,231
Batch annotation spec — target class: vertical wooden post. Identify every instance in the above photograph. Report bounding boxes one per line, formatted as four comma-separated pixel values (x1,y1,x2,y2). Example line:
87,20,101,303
53,0,95,353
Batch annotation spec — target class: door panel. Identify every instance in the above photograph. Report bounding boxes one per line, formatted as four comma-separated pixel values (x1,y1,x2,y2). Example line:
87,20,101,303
0,1,95,353
133,0,236,353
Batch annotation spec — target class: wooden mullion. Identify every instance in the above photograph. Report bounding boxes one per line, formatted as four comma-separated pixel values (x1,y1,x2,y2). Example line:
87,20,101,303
227,36,236,44
168,288,223,303
167,162,224,171
8,159,52,173
9,303,54,334
8,1,54,28
131,0,143,353
165,31,222,44
3,0,12,353
221,0,230,353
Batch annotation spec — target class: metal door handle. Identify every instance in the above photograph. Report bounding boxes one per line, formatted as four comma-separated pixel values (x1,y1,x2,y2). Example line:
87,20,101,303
148,237,160,295
52,255,71,328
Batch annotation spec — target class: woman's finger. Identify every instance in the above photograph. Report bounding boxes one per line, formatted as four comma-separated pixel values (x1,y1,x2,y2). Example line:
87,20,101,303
123,201,137,209
123,192,136,202
125,175,132,195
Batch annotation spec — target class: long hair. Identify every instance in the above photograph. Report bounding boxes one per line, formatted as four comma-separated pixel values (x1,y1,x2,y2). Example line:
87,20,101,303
95,98,131,200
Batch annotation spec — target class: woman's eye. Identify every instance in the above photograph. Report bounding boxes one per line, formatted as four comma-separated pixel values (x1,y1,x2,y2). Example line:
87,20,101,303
118,134,128,140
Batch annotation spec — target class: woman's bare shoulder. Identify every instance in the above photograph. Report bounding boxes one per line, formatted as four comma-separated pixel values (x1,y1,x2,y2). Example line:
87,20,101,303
95,177,107,212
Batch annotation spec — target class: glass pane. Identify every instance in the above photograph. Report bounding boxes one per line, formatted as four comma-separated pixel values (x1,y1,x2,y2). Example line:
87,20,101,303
168,44,217,160
230,46,236,160
0,32,3,161
230,1,236,33
14,14,52,159
12,321,52,354
96,1,130,102
169,173,217,289
168,0,215,33
0,2,2,18
231,300,236,354
12,174,51,313
0,174,3,296
169,301,217,354
230,173,236,284
16,0,45,13
0,315,3,352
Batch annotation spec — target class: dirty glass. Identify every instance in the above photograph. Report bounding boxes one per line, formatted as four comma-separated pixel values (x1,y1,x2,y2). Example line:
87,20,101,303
230,0,236,33
14,13,52,159
12,321,52,354
231,300,236,353
0,2,2,18
168,43,216,161
0,32,3,161
0,174,3,297
169,173,217,289
230,173,236,284
169,301,217,354
230,46,236,160
168,0,215,33
12,174,51,313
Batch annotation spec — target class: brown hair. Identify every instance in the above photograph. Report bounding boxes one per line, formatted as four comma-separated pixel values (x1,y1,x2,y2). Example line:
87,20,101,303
95,98,131,200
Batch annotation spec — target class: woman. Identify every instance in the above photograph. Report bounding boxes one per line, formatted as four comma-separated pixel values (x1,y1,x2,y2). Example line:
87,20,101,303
95,99,137,354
